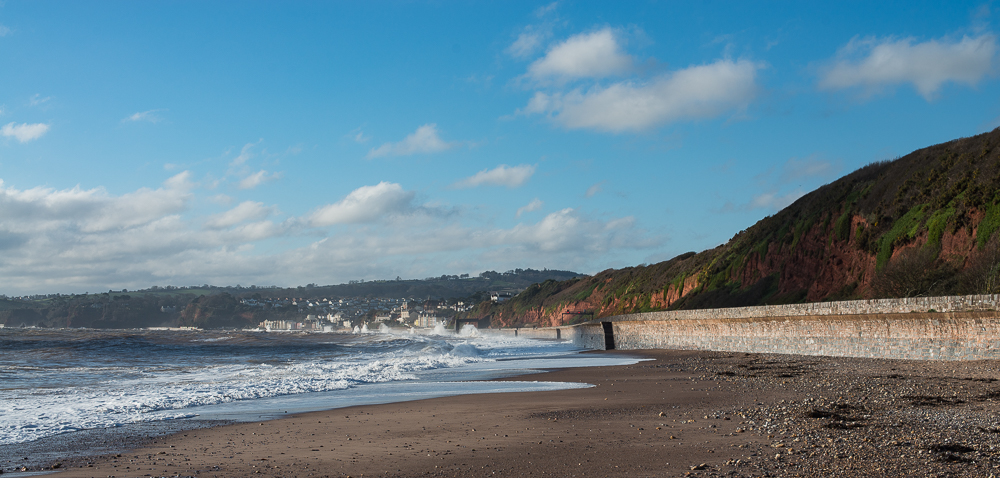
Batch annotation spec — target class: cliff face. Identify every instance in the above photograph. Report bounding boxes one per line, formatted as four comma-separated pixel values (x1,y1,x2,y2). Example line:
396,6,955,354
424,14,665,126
472,129,1000,327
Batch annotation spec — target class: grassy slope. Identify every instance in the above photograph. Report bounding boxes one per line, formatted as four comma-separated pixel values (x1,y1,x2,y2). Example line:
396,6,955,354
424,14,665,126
472,128,1000,326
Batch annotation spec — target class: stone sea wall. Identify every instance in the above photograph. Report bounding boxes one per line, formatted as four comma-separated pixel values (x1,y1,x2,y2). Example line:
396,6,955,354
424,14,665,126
484,324,606,349
608,294,1000,322
486,295,1000,360
597,294,1000,360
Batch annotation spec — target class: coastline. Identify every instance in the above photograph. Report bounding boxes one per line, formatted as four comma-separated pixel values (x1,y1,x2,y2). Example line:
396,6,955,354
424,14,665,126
22,349,1000,477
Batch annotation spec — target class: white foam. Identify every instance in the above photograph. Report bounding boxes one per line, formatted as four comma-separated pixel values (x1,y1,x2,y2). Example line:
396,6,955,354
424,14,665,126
1,330,609,446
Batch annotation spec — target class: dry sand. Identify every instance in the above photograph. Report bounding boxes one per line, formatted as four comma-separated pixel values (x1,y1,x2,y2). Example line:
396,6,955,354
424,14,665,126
23,349,1000,477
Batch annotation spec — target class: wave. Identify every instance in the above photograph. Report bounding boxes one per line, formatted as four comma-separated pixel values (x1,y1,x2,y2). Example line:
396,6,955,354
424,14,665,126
0,327,582,445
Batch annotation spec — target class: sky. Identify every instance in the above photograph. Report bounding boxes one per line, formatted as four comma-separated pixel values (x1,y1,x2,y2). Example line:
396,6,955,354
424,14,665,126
1,1,999,295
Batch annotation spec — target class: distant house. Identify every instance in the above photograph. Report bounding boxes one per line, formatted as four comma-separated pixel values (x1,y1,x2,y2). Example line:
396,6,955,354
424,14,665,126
490,291,513,303
417,314,442,328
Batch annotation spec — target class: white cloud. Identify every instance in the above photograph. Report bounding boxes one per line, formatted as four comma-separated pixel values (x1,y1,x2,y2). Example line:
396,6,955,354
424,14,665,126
748,190,806,211
0,175,293,293
1,122,50,142
124,109,166,123
0,172,193,234
516,198,543,217
29,94,52,106
818,33,997,99
524,59,761,132
223,140,282,189
0,172,663,294
535,2,558,17
210,194,233,205
353,130,371,143
309,182,416,226
0,25,12,37
777,156,841,184
507,26,550,59
498,208,642,253
238,170,281,190
367,124,456,159
205,201,276,229
527,28,633,82
163,171,194,191
284,207,655,286
585,182,604,197
453,164,536,189
727,155,839,214
230,140,262,166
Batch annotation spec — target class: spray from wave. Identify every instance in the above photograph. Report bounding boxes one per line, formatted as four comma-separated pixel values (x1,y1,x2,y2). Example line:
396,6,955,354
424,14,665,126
0,326,583,445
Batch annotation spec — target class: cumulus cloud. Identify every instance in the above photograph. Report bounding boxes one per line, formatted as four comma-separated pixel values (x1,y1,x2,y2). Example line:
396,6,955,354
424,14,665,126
238,170,281,190
367,124,456,158
516,198,543,217
453,164,536,189
163,171,195,191
0,171,663,294
123,109,166,123
2,122,50,142
527,28,633,82
0,172,193,235
818,33,997,99
0,173,296,293
205,201,276,229
524,59,761,132
498,208,643,253
309,182,416,226
286,207,655,286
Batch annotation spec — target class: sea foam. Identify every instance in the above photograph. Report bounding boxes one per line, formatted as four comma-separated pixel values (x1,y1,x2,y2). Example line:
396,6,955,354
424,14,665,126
0,327,588,445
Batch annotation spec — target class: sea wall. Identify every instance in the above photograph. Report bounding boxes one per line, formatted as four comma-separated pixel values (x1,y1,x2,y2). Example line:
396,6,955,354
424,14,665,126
608,294,1000,322
584,294,1000,360
484,324,606,350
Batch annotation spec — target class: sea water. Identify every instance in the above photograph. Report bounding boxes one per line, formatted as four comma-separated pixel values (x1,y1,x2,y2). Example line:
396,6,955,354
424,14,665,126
0,326,638,449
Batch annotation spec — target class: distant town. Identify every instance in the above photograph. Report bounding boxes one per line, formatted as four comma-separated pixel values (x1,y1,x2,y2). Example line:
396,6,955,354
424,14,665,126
252,295,483,331
0,268,569,330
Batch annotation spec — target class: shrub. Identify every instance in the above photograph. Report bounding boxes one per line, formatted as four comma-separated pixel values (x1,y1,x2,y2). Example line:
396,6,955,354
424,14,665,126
925,205,956,252
977,203,1000,250
876,204,928,270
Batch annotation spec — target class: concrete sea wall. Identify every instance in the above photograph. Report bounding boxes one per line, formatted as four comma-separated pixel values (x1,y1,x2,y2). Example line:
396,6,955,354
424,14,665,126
594,294,1000,360
486,295,1000,360
609,294,1000,322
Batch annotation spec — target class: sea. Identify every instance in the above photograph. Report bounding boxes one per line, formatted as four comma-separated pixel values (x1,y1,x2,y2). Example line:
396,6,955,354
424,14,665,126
0,325,638,468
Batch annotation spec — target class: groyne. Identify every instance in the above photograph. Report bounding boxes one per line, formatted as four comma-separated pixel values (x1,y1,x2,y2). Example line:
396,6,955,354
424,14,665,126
487,294,1000,360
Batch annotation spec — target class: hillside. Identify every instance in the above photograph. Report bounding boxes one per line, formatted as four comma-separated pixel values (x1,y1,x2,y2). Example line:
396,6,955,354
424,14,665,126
470,129,1000,328
254,268,582,300
0,268,582,328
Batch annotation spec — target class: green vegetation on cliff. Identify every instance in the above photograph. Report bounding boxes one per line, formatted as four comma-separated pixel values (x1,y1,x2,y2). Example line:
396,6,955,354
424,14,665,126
470,129,1000,327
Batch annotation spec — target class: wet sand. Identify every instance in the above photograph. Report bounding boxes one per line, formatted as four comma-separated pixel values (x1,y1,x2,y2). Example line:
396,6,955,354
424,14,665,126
20,349,1000,477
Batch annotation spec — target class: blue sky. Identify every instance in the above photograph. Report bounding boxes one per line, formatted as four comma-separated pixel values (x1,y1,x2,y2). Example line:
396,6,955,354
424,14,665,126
1,1,998,294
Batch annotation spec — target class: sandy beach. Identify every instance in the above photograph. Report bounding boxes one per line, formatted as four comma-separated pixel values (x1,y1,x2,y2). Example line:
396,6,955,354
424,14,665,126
22,349,1000,477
